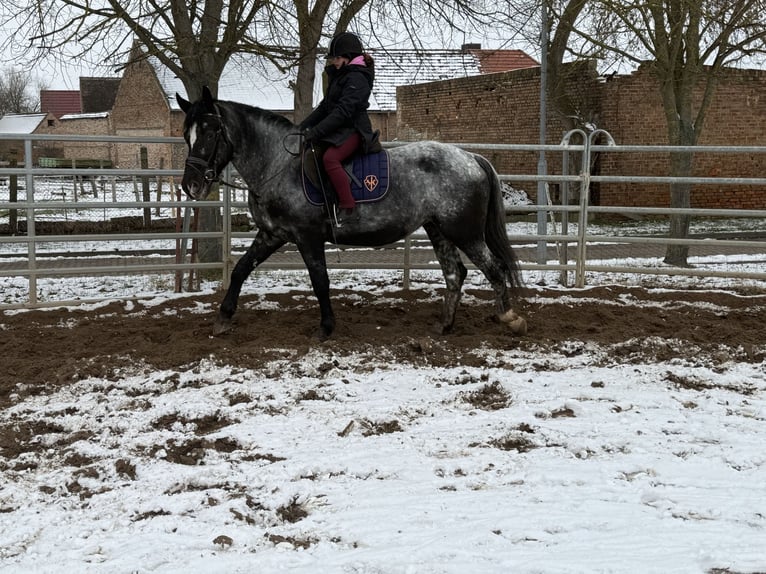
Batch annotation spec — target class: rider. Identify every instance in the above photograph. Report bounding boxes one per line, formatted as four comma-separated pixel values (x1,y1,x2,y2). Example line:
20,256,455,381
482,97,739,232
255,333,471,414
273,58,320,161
299,32,377,223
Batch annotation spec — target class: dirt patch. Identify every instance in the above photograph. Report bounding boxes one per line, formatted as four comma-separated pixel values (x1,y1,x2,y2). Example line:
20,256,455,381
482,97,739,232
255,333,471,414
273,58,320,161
461,381,512,411
1,285,765,410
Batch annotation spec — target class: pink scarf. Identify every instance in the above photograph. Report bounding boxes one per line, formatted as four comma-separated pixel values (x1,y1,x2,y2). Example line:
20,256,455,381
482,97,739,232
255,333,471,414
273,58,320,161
349,55,366,66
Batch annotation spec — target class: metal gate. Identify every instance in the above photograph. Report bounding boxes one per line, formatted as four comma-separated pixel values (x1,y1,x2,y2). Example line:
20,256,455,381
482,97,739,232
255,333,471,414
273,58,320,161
1,131,765,310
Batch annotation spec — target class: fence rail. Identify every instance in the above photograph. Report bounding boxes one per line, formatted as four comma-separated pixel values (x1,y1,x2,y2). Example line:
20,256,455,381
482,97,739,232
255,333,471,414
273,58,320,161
1,131,765,309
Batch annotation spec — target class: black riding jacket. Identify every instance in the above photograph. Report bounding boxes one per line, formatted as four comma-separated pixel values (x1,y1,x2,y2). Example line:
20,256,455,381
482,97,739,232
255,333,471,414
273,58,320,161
299,61,376,151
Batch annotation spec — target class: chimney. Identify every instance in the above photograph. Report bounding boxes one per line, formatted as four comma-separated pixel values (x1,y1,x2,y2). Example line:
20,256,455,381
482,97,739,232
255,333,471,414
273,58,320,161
461,43,481,51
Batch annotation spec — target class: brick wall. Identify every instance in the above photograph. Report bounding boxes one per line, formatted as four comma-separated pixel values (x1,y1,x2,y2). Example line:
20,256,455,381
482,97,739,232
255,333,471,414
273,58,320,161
50,116,112,163
2,114,112,168
599,65,766,208
397,63,766,209
397,67,544,172
396,64,600,203
111,50,179,170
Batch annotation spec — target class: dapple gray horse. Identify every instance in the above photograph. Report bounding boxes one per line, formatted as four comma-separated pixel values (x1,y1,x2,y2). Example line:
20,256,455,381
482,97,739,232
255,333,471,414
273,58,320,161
177,87,526,339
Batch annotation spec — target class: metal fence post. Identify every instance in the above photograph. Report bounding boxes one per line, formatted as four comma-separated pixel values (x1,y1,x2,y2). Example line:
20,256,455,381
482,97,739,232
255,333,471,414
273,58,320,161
573,129,616,288
222,165,233,289
575,141,591,289
24,138,37,305
403,235,411,290
560,149,570,286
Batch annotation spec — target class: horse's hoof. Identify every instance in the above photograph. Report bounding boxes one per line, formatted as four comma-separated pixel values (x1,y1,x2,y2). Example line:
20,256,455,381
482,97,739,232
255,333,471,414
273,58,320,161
212,318,233,336
317,324,335,341
317,318,335,341
498,310,528,336
317,328,333,341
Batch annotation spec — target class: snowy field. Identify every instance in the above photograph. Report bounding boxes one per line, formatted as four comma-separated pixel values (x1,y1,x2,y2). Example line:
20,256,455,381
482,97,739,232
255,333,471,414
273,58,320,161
1,267,765,574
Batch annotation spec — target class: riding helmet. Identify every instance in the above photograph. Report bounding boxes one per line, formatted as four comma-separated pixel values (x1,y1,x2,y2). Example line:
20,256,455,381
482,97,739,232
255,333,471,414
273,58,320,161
328,32,363,59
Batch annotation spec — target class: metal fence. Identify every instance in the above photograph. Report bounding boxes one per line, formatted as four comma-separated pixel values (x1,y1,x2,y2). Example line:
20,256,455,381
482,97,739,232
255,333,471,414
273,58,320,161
1,131,765,310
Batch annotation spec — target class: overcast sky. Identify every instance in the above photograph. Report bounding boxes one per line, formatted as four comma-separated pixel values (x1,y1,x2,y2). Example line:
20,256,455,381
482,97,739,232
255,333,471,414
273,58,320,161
2,15,539,92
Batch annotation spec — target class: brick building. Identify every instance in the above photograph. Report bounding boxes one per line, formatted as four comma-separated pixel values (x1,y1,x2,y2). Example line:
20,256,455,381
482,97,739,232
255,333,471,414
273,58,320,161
0,112,59,165
109,46,183,170
397,62,766,209
1,78,120,166
106,43,538,169
5,45,761,210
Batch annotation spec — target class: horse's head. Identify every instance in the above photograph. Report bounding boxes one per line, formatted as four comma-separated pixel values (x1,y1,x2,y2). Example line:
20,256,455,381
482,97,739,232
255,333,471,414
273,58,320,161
176,86,232,200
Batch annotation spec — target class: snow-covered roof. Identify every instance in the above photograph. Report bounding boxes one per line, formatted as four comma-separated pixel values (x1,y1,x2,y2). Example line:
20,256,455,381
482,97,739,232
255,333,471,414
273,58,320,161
370,49,481,111
0,113,48,134
60,112,110,120
150,47,536,113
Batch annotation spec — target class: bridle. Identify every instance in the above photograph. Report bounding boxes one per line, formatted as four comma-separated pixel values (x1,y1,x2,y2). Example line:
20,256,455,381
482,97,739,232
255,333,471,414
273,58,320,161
183,113,241,189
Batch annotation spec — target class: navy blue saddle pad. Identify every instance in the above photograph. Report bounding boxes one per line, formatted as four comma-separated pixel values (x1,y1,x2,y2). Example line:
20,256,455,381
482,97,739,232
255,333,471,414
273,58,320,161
303,150,390,206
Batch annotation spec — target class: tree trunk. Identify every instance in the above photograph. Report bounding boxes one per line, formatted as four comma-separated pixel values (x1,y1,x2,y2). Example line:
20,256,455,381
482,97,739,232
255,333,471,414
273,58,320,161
663,149,694,266
197,185,223,275
293,43,318,123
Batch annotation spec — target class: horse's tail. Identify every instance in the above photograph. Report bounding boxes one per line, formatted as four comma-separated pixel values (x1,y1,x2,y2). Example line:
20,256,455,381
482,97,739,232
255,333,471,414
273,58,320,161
474,153,524,290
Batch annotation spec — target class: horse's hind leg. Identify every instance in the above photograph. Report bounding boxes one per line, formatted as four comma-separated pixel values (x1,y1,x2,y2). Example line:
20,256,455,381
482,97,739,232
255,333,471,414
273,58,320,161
424,223,467,334
456,239,527,335
215,231,285,335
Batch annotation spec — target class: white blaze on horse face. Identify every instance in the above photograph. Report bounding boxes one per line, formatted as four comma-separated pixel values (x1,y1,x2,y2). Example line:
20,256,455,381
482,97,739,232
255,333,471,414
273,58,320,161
189,122,198,149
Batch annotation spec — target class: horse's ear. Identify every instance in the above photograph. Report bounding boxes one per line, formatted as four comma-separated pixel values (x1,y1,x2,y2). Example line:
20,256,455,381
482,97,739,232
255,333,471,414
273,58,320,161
176,93,191,113
202,86,215,105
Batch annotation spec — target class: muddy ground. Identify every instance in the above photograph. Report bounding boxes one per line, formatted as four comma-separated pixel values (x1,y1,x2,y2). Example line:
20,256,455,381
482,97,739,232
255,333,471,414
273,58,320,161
2,284,764,409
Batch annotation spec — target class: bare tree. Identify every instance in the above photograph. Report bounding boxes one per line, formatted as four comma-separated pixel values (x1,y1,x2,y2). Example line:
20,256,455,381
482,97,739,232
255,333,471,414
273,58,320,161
550,0,766,265
0,0,516,119
0,0,280,101
0,68,40,116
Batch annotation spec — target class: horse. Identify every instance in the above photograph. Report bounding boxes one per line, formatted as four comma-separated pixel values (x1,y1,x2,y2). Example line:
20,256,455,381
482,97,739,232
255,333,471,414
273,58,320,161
176,86,527,339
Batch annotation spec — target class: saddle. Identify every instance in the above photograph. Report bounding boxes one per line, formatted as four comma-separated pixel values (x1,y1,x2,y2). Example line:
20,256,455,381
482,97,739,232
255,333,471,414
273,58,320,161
302,144,391,208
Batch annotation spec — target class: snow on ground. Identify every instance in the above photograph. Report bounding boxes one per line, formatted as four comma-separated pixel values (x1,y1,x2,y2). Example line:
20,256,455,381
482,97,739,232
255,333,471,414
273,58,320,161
1,270,765,574
2,179,766,572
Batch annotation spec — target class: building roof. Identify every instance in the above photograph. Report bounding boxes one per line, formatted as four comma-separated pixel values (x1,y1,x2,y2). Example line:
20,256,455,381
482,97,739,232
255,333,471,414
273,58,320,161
60,112,110,120
0,113,48,134
149,46,538,113
39,90,81,118
80,77,121,113
370,49,482,111
468,49,539,74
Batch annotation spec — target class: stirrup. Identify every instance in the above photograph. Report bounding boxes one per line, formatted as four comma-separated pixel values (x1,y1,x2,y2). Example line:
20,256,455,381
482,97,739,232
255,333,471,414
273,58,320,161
331,205,357,227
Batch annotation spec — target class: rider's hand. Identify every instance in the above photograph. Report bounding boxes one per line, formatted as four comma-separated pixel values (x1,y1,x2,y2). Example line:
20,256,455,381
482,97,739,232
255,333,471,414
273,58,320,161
302,127,317,145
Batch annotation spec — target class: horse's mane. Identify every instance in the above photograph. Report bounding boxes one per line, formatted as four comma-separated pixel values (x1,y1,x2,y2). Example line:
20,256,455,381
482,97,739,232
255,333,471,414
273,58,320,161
219,99,296,132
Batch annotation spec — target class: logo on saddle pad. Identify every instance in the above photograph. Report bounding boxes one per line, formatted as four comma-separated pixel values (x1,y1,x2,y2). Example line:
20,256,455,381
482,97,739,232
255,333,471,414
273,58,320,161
302,150,390,207
364,174,379,192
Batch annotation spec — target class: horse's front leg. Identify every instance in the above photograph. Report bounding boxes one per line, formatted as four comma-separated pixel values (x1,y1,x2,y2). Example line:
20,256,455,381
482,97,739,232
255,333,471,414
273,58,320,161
214,231,285,335
296,240,335,340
